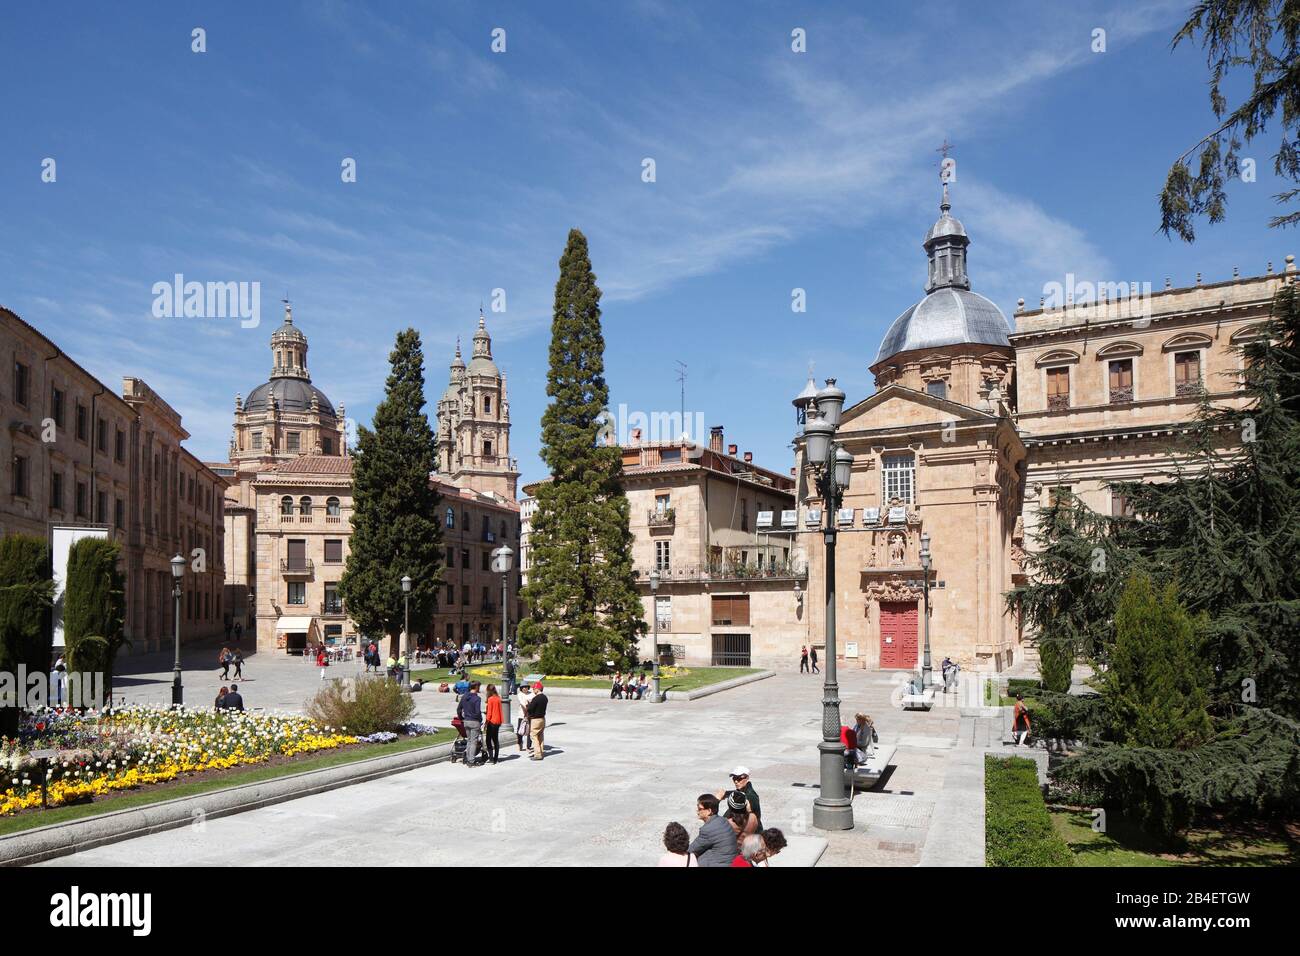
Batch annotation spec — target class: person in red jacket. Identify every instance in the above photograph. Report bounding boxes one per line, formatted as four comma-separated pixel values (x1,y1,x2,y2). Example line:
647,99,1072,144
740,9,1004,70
484,684,504,764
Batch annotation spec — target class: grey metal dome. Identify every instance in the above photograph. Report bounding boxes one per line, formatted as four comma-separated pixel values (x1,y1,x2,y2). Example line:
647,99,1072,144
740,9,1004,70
875,287,1011,364
244,379,336,416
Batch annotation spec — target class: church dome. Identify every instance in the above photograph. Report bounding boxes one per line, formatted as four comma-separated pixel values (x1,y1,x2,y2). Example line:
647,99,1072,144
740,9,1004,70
876,288,1010,363
874,182,1011,366
244,379,336,416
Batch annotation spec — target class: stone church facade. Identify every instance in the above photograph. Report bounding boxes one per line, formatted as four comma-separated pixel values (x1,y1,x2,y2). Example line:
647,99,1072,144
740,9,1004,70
794,185,1281,674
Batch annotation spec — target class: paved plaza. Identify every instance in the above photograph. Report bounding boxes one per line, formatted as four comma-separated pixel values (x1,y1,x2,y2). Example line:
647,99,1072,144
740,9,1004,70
36,641,1010,867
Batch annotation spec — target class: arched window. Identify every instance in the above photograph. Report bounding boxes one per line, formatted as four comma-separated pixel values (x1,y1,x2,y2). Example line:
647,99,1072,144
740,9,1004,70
299,496,312,515
280,496,293,516
446,507,455,529
326,496,341,516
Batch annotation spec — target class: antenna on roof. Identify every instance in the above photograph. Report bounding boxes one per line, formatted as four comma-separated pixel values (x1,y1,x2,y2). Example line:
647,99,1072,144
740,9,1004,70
675,360,688,432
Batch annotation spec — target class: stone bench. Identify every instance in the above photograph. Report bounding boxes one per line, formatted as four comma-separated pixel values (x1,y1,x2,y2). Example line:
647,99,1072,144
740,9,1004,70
847,744,898,790
901,688,937,710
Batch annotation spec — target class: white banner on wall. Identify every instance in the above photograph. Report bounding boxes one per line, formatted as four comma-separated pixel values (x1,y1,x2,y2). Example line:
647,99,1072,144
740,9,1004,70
50,525,109,651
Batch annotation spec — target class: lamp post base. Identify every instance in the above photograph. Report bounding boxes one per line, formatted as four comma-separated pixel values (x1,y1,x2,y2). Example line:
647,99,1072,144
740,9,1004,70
171,675,184,709
813,739,854,831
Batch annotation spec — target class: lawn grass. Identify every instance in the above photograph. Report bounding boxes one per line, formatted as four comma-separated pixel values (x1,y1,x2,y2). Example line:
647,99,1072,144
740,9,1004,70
0,729,455,838
412,664,761,693
1050,806,1299,866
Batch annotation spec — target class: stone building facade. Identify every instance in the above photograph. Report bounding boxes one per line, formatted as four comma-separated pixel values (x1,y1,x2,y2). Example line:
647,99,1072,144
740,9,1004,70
432,480,521,649
792,184,1273,674
523,428,805,668
2,306,226,654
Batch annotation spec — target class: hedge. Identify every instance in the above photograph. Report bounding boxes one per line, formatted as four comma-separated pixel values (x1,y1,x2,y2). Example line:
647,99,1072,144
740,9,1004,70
1006,678,1044,698
985,755,1074,867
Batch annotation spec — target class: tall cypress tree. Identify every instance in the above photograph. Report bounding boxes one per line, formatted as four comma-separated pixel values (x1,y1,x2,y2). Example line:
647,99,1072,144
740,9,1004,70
63,536,126,704
519,229,645,674
0,535,52,735
338,328,443,656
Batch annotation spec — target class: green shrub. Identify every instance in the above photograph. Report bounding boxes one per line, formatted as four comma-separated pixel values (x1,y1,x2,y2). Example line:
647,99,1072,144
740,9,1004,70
1038,636,1074,693
985,756,1074,867
1025,692,1108,741
63,537,126,702
307,676,414,736
0,535,53,736
1006,678,1043,698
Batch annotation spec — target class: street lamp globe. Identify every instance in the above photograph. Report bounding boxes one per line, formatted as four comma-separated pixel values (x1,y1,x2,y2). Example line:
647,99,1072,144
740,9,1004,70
490,544,514,574
401,574,412,593
815,378,846,428
648,567,660,592
834,445,854,489
920,532,931,570
803,409,834,466
170,554,185,579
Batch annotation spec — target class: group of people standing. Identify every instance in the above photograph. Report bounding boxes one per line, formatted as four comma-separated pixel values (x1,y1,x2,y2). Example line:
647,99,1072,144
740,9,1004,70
453,676,549,766
659,767,788,867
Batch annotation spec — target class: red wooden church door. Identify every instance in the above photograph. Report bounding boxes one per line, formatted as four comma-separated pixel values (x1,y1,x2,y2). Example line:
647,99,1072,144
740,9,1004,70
878,602,918,669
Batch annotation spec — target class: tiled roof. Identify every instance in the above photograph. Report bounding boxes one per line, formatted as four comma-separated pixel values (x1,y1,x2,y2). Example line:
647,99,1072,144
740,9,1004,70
263,455,354,476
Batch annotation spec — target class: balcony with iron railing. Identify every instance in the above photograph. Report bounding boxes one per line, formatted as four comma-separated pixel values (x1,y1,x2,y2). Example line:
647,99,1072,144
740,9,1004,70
320,599,345,618
1047,394,1070,412
647,508,676,528
638,560,807,584
1109,386,1134,405
1175,380,1204,398
280,558,314,575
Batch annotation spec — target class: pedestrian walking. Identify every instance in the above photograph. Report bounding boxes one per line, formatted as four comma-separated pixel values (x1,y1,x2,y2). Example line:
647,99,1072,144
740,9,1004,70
233,621,242,644
527,681,547,761
218,647,232,680
233,649,244,680
800,645,809,673
810,646,820,674
1013,693,1032,746
457,681,484,766
657,822,697,867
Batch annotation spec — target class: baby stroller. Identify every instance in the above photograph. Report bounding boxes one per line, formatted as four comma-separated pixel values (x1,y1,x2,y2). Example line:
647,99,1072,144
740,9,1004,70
449,716,485,765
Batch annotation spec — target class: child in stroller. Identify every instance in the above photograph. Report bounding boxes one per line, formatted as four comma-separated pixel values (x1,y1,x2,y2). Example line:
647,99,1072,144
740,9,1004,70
449,715,485,764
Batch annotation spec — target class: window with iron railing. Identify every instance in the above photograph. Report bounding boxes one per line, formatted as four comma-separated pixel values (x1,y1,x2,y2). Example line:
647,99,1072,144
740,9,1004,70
1108,359,1134,404
1174,350,1203,397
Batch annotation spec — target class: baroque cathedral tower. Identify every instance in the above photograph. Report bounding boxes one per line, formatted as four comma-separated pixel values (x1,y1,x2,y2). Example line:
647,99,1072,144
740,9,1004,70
435,311,519,501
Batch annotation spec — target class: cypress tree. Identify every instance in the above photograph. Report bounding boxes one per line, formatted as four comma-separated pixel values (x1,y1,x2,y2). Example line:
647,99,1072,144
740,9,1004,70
62,536,126,704
338,328,444,657
0,535,53,735
518,229,645,674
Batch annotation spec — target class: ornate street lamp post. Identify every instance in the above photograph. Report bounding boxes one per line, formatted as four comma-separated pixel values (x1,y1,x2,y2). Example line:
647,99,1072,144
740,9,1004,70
800,379,855,831
400,575,412,688
490,544,514,729
170,554,185,708
649,567,662,703
919,532,932,692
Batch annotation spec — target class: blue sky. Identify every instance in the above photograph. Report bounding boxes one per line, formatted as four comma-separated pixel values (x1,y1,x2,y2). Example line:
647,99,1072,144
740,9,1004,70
1,0,1290,487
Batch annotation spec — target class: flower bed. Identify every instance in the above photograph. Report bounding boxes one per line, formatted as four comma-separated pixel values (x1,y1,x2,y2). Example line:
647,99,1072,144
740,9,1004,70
0,706,403,817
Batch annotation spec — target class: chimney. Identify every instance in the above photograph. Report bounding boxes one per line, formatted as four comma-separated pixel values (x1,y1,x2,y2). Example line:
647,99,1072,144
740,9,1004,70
728,443,738,456
744,452,753,463
709,425,724,453
790,467,796,477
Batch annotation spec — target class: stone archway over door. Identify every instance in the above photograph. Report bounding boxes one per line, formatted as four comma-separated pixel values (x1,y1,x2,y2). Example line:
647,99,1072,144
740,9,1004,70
879,602,918,669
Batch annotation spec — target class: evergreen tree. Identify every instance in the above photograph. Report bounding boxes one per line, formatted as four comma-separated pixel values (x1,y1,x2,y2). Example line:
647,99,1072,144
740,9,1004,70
518,229,645,674
338,329,444,657
0,535,53,735
62,536,126,705
1107,573,1213,750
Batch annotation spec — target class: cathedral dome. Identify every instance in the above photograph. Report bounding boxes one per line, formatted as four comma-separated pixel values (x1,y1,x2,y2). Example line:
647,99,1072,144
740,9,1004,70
244,379,336,416
876,288,1010,364
466,313,499,377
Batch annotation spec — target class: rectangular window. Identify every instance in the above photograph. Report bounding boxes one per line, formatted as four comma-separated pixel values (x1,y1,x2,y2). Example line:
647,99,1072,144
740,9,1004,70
324,583,341,613
655,595,672,630
446,583,454,605
1175,351,1202,396
51,387,65,428
76,403,88,442
461,586,469,606
1046,366,1070,410
484,395,492,415
925,380,947,399
446,546,455,567
115,497,124,529
660,448,681,462
13,361,29,407
251,431,262,451
322,436,332,455
655,493,671,513
286,538,307,570
881,453,915,505
76,481,87,518
287,582,306,605
324,539,343,563
97,417,107,453
286,432,300,453
115,428,126,462
11,455,29,498
655,540,671,571
741,498,748,532
96,490,107,523
446,622,454,643
1111,491,1134,518
481,550,490,571
1108,359,1134,403
461,548,469,568
711,595,750,627
51,471,64,511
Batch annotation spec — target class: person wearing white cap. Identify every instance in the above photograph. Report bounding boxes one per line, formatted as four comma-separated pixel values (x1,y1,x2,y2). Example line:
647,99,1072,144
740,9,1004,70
716,765,762,829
